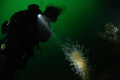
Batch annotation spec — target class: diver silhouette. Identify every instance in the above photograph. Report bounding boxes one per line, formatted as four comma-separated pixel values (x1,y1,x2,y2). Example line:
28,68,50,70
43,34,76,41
0,4,64,80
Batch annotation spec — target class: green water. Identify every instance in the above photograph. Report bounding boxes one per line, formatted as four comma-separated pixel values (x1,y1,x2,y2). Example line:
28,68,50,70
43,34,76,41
0,0,120,80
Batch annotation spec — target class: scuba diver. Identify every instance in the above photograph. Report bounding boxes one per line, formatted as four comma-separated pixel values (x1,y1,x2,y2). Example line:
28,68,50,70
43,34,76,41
0,4,64,80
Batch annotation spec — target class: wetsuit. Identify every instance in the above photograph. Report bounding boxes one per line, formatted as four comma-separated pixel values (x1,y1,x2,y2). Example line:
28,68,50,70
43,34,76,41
0,4,51,80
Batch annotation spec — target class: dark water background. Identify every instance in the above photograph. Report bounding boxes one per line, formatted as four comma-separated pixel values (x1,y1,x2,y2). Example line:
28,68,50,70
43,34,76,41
0,0,120,80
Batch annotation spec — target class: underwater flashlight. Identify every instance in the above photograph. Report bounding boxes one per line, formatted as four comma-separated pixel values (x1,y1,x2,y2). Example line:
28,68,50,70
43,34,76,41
38,14,41,17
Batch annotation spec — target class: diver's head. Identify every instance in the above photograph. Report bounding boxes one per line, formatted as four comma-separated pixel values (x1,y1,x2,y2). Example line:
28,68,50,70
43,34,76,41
43,6,65,22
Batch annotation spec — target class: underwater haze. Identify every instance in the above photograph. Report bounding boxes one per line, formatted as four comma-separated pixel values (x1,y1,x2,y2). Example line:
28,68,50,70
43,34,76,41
1,0,120,80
